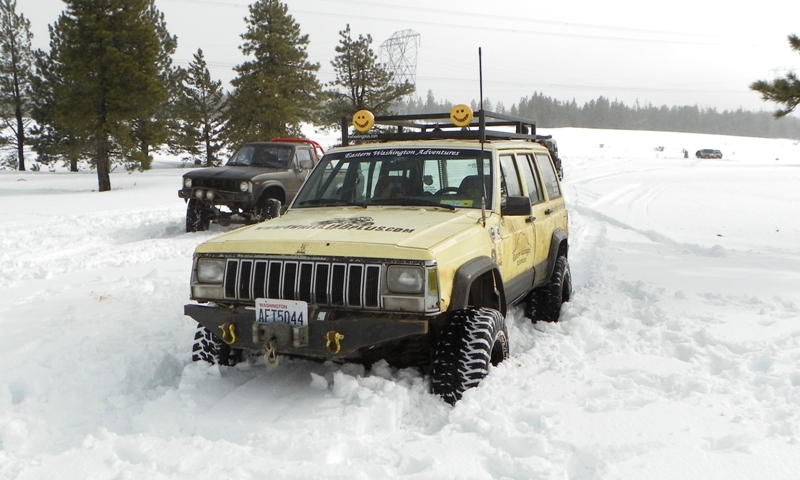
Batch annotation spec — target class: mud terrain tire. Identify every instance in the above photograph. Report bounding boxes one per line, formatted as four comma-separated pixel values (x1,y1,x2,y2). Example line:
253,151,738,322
430,307,509,404
527,255,571,322
253,198,282,223
186,199,210,233
191,325,240,366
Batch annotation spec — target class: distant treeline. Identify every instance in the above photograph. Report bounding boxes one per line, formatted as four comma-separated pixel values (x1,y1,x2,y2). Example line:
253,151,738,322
396,91,800,140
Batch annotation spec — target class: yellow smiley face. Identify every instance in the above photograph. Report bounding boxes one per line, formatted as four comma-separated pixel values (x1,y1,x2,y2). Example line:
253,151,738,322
450,105,473,127
352,110,375,133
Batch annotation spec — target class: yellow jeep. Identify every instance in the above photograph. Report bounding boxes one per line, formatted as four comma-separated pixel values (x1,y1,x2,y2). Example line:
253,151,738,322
185,107,571,404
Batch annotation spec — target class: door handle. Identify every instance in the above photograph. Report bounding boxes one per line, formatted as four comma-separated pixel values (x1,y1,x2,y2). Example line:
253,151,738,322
526,216,536,223
544,208,552,215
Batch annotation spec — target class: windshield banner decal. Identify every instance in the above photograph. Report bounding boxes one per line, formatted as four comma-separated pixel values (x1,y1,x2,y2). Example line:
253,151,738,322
343,148,466,158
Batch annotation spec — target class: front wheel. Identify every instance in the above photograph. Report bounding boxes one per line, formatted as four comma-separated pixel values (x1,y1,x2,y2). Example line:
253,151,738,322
186,199,210,232
191,324,241,366
430,307,509,405
252,198,282,223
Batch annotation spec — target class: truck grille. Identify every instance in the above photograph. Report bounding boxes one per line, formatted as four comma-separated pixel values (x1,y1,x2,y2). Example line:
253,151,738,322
194,178,239,192
223,258,382,309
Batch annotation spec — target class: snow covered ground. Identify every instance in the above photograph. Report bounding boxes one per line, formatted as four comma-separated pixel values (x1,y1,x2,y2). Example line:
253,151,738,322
1,128,799,479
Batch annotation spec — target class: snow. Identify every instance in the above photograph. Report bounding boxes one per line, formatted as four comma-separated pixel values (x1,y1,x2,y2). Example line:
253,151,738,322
2,128,800,479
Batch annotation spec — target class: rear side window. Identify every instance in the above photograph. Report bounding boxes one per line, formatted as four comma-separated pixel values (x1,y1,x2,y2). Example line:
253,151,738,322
519,153,543,204
535,153,561,200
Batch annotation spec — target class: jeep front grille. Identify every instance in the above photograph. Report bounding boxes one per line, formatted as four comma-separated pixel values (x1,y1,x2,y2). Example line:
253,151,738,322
223,258,382,309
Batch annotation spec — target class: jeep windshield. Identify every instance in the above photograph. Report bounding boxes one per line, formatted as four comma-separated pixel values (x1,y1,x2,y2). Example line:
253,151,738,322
294,148,493,209
226,144,293,167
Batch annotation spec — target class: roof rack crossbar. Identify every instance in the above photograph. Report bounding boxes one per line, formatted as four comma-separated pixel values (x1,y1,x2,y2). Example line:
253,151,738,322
341,110,540,146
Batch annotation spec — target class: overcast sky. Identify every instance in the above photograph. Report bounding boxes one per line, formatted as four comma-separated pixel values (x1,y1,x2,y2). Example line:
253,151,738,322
21,0,800,114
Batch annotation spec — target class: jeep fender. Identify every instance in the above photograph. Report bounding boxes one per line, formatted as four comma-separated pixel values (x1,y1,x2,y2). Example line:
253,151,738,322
254,181,286,205
449,256,507,316
544,229,569,281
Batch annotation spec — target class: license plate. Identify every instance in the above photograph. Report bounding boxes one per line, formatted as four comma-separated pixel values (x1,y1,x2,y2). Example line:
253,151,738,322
255,298,308,326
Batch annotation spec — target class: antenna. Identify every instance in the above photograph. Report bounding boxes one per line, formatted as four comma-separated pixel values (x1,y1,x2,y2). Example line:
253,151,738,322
479,47,484,111
478,47,486,226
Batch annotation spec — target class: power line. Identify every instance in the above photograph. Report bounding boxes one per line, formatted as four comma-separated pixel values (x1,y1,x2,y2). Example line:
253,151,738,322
160,0,759,48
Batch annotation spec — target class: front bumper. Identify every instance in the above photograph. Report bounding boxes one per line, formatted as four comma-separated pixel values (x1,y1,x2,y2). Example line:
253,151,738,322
178,188,255,206
185,304,429,360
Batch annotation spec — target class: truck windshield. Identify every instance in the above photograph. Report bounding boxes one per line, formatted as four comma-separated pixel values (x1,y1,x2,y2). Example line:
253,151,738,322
294,148,493,209
227,144,293,167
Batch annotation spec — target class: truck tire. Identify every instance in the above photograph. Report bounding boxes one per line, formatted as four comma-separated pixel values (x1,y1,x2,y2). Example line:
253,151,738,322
253,198,282,223
430,307,509,405
527,255,571,322
186,199,210,232
191,324,240,366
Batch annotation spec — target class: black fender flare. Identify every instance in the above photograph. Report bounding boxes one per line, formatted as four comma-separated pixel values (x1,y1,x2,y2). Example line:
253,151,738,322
544,229,569,281
449,256,506,316
254,181,286,205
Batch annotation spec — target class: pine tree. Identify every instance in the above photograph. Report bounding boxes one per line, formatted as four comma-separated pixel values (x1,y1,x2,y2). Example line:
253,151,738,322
318,24,414,127
30,32,90,173
175,48,227,167
41,0,169,191
225,0,321,145
129,4,178,171
0,0,35,171
750,34,800,118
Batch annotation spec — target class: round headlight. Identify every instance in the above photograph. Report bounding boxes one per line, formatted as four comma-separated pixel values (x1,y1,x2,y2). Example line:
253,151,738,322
194,189,204,199
184,177,192,188
205,190,215,200
387,266,424,294
239,181,250,193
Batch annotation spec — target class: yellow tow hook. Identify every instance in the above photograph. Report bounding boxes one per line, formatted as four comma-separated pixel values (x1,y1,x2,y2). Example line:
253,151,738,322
263,336,279,368
219,323,236,345
325,331,345,355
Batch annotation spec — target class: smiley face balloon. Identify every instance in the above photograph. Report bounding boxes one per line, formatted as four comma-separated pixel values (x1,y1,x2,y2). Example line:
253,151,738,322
450,105,473,127
352,110,375,133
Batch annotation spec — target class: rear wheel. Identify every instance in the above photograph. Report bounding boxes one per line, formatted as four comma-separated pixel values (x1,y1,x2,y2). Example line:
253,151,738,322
191,324,241,366
430,307,509,405
527,255,571,322
186,199,210,232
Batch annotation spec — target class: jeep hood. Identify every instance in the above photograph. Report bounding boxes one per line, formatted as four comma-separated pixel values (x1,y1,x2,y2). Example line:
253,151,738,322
195,208,486,259
184,166,284,181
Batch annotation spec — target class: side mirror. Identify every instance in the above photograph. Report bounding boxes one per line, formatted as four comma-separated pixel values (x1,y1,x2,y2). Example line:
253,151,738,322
299,158,314,170
501,196,532,216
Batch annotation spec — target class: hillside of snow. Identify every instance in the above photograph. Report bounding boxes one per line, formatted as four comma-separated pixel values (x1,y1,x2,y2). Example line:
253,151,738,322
1,128,799,479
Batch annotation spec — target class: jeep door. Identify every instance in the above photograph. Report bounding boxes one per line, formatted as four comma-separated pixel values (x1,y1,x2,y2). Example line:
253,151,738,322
497,153,536,302
518,152,555,285
530,152,568,285
284,148,315,199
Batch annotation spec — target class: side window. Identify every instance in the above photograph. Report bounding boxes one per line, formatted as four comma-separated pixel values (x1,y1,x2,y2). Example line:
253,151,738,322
499,154,522,205
535,153,561,200
296,148,312,168
519,153,543,204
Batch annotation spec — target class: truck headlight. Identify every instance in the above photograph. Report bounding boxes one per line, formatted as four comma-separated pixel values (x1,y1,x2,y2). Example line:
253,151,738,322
387,266,424,294
196,258,226,283
239,181,250,193
205,190,215,200
184,177,192,188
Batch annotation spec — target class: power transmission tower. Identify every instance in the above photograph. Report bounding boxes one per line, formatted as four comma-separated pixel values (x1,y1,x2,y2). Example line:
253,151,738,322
379,30,420,88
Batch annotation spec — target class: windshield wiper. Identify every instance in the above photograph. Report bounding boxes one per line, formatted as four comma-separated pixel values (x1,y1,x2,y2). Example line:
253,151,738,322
297,199,367,208
370,197,456,210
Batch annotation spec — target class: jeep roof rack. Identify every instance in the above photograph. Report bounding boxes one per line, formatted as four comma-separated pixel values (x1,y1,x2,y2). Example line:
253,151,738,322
340,108,553,146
